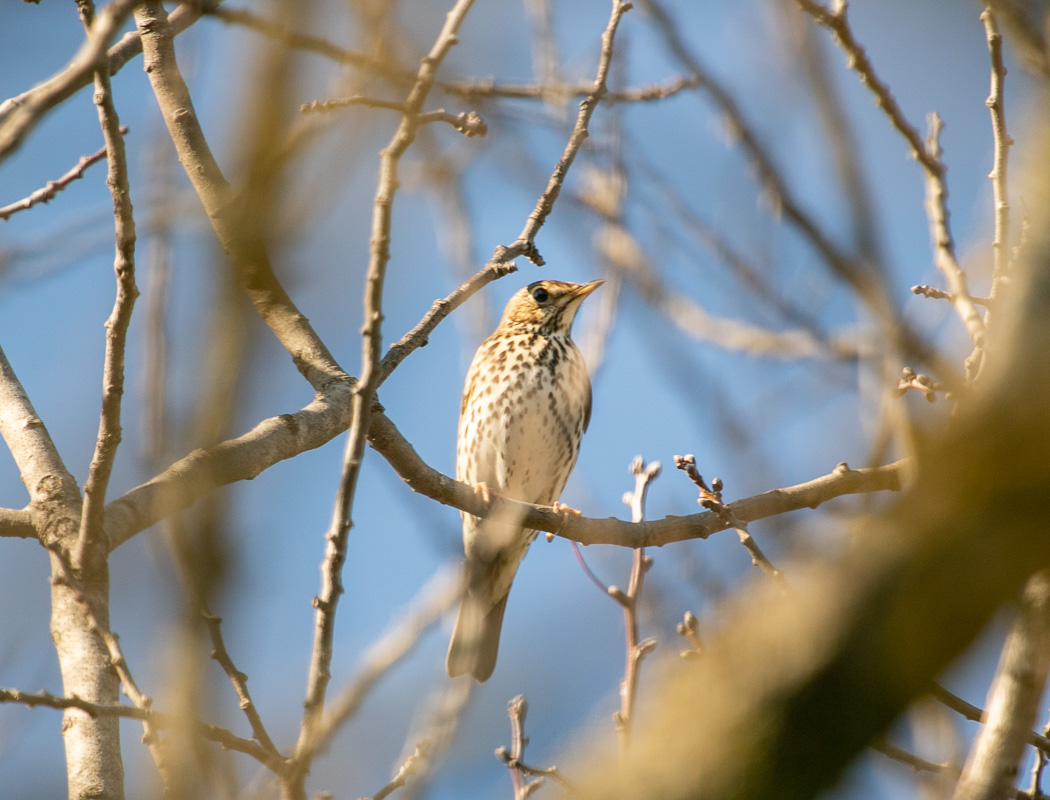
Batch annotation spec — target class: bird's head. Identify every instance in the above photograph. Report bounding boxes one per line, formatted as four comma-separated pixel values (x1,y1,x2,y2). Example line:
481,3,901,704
498,279,604,336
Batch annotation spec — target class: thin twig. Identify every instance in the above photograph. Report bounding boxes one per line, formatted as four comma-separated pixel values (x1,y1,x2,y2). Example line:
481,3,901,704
489,0,633,268
74,0,139,571
443,74,702,104
204,1,697,106
378,263,517,384
911,285,992,307
361,741,430,800
0,687,288,774
495,695,573,798
1028,707,1050,796
569,540,613,595
895,367,951,403
202,4,404,77
795,0,987,365
674,455,786,587
976,4,1013,383
615,456,661,752
202,610,280,756
982,4,1012,299
932,683,1050,756
295,0,479,775
875,741,1036,800
300,97,487,135
599,225,860,360
525,0,563,108
873,740,956,778
0,126,127,220
301,96,408,114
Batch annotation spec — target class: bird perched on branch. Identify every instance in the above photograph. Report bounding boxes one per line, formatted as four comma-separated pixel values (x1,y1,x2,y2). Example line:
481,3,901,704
447,279,603,682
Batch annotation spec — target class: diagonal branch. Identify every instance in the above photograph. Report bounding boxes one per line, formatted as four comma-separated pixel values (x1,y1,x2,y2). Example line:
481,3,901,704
0,3,206,132
133,0,346,391
0,0,142,163
491,0,633,268
0,127,127,221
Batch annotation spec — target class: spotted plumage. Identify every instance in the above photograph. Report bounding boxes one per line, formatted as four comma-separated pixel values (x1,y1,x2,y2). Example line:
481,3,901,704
446,279,602,682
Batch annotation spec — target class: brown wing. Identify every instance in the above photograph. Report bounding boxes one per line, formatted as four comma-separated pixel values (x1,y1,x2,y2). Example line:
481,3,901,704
582,369,592,432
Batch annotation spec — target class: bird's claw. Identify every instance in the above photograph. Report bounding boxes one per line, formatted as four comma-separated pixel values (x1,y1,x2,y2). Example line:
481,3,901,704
472,482,495,508
547,502,582,541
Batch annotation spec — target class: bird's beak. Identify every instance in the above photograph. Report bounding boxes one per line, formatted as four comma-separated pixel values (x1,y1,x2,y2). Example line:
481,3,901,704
570,279,605,299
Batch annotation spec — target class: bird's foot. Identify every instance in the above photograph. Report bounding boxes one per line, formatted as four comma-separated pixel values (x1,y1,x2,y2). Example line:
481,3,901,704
472,481,495,509
546,502,582,541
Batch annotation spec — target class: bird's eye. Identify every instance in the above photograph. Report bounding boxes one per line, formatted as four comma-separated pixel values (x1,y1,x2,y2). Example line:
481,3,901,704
531,286,549,303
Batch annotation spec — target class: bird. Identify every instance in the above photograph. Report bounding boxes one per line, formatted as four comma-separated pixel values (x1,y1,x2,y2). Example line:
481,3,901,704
447,278,603,683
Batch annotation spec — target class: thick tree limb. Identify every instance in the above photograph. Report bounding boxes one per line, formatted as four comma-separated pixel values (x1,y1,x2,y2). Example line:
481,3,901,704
952,572,1050,800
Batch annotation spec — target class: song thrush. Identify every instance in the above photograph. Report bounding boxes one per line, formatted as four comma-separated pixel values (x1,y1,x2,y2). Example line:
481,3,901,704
447,279,603,682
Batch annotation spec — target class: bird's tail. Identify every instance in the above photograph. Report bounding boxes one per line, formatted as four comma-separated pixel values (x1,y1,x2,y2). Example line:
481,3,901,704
446,592,509,683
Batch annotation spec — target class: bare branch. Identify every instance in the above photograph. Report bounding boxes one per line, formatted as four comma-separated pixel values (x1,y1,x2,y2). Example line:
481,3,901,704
0,3,206,132
932,684,1050,756
924,114,987,372
911,285,992,307
378,263,518,384
0,0,141,163
202,610,281,757
74,0,140,571
490,0,633,268
301,97,487,135
368,412,905,546
0,687,288,774
496,695,573,798
599,226,860,361
953,572,1050,800
0,507,35,539
615,457,661,752
442,74,703,103
301,96,410,114
640,0,901,344
984,0,1050,80
0,127,127,221
976,4,1014,383
795,0,987,362
982,4,1013,300
674,455,785,586
296,0,479,767
134,0,347,391
363,742,431,800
